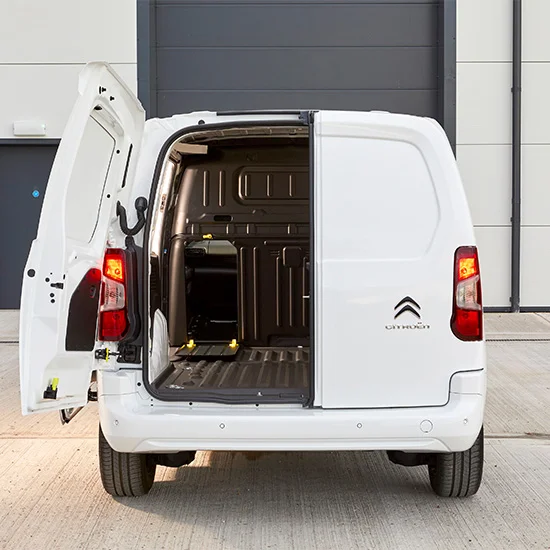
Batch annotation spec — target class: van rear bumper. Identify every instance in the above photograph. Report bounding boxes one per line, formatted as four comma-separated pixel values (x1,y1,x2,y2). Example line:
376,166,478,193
99,371,485,454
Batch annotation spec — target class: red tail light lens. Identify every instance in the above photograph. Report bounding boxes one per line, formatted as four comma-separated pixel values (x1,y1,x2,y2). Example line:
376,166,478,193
451,246,483,341
99,249,128,341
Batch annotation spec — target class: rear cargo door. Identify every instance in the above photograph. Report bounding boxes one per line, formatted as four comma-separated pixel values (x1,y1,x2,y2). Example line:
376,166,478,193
20,62,144,414
313,111,474,408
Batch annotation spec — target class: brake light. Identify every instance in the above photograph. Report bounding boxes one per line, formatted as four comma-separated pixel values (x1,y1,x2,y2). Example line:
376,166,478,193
99,249,128,341
451,246,483,341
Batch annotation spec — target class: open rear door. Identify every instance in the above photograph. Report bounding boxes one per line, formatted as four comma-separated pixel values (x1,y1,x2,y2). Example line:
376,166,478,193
20,62,144,414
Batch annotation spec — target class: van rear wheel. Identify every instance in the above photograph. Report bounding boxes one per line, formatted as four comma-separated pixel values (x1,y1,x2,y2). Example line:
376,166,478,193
428,427,484,498
98,425,156,497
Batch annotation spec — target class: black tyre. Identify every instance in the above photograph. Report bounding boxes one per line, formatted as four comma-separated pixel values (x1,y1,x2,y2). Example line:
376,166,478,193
98,425,156,497
428,426,484,498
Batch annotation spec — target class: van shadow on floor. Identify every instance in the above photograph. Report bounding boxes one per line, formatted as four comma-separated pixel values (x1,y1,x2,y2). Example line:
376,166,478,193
118,449,437,517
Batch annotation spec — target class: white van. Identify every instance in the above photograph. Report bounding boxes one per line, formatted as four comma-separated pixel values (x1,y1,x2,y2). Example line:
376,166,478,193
20,63,486,498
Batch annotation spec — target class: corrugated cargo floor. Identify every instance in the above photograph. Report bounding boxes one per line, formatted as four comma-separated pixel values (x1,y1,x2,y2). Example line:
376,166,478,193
155,347,309,398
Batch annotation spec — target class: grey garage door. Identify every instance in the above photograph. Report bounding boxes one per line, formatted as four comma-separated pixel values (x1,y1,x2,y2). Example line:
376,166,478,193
140,0,452,133
0,144,57,309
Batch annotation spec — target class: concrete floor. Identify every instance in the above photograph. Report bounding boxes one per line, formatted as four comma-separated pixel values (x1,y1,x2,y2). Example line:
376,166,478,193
1,310,549,550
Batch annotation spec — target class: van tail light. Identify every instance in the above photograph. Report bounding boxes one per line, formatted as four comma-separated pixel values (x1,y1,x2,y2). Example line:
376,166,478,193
99,249,128,341
451,246,483,341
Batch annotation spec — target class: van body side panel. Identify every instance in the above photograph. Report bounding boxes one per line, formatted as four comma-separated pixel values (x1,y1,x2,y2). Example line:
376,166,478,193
313,112,485,409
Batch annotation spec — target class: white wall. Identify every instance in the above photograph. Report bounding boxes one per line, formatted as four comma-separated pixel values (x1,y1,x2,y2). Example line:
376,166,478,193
457,0,550,308
0,0,137,139
457,0,513,308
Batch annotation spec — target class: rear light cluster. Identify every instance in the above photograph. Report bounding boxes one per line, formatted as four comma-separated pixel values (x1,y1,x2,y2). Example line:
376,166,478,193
451,246,483,341
99,248,128,341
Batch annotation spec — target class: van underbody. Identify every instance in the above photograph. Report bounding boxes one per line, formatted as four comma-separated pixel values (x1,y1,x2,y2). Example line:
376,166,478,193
146,124,312,404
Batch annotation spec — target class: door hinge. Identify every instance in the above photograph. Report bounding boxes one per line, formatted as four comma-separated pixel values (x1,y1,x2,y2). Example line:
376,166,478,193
298,110,315,124
58,382,97,425
95,348,115,361
117,344,141,364
95,345,141,364
88,380,98,401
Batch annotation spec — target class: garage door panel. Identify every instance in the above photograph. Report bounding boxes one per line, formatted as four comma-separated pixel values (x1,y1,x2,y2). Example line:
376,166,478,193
157,90,438,119
153,1,440,119
157,48,437,92
156,4,437,48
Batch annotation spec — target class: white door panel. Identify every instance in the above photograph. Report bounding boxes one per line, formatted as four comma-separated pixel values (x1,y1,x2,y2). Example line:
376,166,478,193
317,136,439,261
65,117,116,243
20,62,144,414
314,111,480,408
